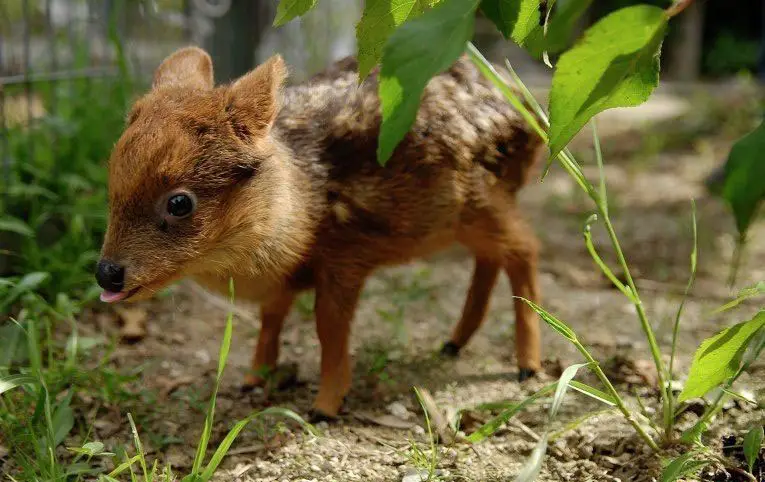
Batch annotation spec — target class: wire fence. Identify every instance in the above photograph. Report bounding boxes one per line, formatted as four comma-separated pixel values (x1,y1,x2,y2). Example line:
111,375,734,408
0,0,361,200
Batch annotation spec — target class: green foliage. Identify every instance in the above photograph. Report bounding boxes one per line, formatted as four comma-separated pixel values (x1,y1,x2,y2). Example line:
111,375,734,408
1,285,312,481
273,0,318,26
660,451,710,482
713,281,765,314
1,75,132,303
466,382,557,443
547,5,667,158
480,0,544,47
377,0,480,163
720,120,765,235
356,0,441,80
743,425,763,473
678,311,765,402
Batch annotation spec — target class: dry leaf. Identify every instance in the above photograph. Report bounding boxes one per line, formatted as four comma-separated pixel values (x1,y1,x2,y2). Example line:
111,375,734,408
415,387,455,444
156,375,195,399
355,412,414,430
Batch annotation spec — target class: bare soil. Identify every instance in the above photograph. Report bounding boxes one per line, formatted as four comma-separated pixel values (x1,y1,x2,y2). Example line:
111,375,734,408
63,92,765,481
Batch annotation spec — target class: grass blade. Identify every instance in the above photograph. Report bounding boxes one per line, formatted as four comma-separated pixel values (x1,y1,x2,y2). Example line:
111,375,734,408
0,374,37,395
513,433,548,482
517,298,577,342
127,413,149,481
713,281,765,315
199,407,314,481
467,382,557,443
107,454,142,478
550,363,589,419
191,278,235,477
669,200,698,381
568,380,617,406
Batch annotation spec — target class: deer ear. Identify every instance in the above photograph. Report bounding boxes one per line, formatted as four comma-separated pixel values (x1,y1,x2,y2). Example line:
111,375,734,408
153,47,214,90
225,55,288,140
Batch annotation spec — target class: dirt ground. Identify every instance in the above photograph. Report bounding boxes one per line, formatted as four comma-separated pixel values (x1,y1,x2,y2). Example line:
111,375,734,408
68,86,765,482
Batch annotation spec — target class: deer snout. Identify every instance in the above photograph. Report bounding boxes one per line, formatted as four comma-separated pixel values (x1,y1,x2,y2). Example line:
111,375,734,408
95,259,126,293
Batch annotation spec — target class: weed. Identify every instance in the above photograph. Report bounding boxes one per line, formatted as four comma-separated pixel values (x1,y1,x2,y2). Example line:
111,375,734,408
0,279,314,481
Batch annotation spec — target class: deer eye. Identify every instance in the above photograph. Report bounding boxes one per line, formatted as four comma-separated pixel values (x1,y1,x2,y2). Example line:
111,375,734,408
166,193,195,218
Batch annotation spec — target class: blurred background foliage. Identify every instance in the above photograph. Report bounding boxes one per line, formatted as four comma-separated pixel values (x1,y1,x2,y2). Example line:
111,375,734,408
0,0,762,306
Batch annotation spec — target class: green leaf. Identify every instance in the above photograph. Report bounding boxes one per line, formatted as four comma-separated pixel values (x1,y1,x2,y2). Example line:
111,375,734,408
713,281,765,314
356,0,441,81
467,382,557,443
743,425,763,473
481,0,592,58
0,374,36,395
661,452,711,482
377,0,480,164
678,311,765,402
480,0,540,46
547,5,667,158
52,395,75,446
533,0,594,56
721,120,765,235
273,0,317,26
199,407,314,481
1,271,50,310
0,216,34,237
519,297,578,342
568,380,617,406
550,363,589,419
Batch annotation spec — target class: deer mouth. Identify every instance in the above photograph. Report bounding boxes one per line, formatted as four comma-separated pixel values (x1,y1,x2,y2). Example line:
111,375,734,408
100,286,141,303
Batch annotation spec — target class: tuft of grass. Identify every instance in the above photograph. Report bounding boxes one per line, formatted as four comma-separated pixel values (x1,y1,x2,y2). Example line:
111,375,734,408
1,279,315,481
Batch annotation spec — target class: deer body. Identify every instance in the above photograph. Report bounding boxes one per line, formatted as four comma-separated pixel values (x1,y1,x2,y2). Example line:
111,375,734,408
97,48,544,419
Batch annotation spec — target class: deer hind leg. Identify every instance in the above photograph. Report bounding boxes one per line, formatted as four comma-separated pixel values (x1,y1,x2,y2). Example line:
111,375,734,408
503,227,542,380
441,258,501,356
456,202,542,380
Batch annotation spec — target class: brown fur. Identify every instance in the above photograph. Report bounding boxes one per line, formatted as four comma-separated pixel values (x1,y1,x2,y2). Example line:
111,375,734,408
100,47,545,417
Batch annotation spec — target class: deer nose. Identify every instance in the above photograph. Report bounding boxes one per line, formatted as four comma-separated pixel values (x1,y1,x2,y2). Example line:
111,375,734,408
96,259,125,292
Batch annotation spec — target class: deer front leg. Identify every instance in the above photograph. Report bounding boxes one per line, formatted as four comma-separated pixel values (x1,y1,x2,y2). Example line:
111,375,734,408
242,291,295,390
311,270,366,421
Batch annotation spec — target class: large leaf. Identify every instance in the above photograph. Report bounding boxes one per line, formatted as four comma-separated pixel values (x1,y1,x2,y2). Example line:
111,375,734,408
480,0,540,46
356,0,441,80
377,0,480,164
721,120,765,235
678,311,765,402
547,5,667,158
481,0,593,57
273,0,317,26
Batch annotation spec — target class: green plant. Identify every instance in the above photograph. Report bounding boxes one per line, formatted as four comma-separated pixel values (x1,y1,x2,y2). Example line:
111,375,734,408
1,280,314,481
276,0,764,478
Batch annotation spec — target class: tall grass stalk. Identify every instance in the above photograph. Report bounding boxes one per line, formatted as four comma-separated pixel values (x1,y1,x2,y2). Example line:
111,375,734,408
467,42,669,448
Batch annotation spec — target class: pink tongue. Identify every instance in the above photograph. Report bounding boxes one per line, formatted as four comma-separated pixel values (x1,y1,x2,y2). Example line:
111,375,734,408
100,290,128,303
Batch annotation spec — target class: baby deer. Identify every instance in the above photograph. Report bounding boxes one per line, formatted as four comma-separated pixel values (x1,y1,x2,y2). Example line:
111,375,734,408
96,47,545,420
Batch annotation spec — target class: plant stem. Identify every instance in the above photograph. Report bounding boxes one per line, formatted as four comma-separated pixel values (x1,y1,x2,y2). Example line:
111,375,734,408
598,206,672,435
572,340,660,451
666,0,694,18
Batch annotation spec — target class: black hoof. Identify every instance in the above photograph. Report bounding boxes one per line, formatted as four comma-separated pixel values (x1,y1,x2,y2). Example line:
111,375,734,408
440,341,461,358
240,383,256,394
308,409,338,424
518,368,537,382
